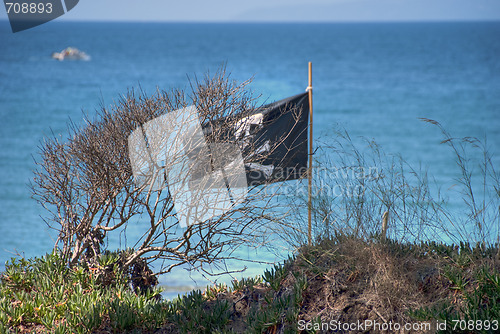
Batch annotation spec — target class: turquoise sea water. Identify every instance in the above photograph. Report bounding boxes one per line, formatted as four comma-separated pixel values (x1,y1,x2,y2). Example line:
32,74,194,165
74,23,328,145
1,21,499,297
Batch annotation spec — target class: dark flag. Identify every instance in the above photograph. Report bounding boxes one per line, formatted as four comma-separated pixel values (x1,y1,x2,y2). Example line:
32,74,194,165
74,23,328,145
129,93,310,226
199,92,310,187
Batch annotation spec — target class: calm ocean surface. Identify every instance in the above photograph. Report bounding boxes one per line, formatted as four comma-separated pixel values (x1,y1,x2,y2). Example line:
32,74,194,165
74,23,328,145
1,21,499,297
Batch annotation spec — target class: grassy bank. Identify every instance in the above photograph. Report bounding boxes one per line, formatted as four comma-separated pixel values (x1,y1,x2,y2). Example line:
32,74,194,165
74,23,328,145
1,235,499,333
17,69,499,333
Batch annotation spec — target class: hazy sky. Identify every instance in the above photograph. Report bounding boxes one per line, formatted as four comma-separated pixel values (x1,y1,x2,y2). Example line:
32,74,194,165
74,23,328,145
2,0,500,22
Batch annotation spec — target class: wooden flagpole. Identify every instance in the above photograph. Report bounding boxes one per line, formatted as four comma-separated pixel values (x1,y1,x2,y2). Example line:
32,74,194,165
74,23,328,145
307,62,313,246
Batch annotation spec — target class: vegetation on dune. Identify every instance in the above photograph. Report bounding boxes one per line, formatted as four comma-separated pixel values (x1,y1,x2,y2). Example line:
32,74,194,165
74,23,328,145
1,236,499,333
2,68,500,332
0,251,166,333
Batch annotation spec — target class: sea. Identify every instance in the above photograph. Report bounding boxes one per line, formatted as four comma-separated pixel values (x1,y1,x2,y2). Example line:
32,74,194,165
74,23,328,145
1,21,499,299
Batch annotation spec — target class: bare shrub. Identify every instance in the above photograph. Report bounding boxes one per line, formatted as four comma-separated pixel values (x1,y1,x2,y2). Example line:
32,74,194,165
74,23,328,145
31,68,305,277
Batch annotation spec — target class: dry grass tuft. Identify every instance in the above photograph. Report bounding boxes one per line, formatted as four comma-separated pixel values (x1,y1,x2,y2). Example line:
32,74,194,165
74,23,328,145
284,235,499,333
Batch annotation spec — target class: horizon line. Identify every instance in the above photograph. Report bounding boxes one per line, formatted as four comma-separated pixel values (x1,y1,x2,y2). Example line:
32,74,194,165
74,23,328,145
2,18,500,25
